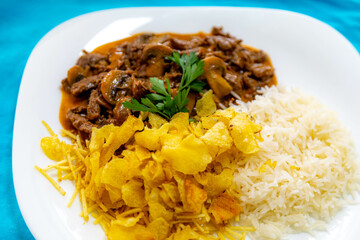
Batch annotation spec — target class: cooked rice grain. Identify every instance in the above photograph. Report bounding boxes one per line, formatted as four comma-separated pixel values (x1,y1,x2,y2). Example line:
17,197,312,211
233,86,360,239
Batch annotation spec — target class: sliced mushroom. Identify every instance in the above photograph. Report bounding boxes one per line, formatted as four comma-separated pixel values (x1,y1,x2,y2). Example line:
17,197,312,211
96,94,113,110
101,70,132,105
67,65,85,86
203,56,233,99
143,44,173,77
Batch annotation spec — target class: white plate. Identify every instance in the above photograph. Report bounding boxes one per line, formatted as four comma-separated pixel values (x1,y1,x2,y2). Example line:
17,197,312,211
13,7,360,240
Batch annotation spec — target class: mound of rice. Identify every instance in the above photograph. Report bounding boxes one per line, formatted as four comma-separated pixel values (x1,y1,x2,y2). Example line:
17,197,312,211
233,86,360,239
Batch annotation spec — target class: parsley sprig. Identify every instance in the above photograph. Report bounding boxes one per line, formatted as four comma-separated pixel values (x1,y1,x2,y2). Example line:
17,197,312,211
123,52,205,120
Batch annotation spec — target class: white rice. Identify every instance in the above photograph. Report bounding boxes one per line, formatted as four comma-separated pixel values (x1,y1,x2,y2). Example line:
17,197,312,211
232,86,360,239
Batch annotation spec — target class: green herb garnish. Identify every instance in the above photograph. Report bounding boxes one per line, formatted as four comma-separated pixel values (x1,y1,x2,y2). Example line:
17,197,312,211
123,52,205,120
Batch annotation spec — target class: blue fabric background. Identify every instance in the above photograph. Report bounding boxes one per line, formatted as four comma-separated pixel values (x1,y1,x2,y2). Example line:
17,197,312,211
1,0,359,239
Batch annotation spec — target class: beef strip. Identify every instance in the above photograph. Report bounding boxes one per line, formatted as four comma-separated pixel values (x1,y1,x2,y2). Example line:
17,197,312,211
170,38,189,50
205,35,237,51
243,72,259,89
250,63,274,79
66,106,94,133
76,52,108,69
61,78,71,93
70,72,106,96
211,26,232,38
131,78,151,99
87,89,101,120
225,72,243,92
112,97,131,126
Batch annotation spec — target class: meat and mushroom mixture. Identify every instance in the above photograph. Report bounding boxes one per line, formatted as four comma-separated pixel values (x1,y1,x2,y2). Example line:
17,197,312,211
60,27,276,136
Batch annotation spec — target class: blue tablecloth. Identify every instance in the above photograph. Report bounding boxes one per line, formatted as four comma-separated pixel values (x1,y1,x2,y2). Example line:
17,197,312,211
1,0,359,239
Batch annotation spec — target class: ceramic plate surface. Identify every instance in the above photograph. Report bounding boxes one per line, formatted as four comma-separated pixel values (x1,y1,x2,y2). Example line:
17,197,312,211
13,7,360,240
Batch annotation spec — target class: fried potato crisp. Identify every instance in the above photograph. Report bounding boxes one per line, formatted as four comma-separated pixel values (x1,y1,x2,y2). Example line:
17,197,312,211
161,134,212,174
209,192,243,224
40,135,67,161
195,90,217,117
229,112,262,154
38,107,261,240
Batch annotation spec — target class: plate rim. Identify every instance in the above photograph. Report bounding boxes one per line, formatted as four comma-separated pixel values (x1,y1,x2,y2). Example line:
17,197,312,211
12,6,360,240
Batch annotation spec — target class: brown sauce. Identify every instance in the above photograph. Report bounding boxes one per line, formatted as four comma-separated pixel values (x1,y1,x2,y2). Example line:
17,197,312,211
59,89,87,131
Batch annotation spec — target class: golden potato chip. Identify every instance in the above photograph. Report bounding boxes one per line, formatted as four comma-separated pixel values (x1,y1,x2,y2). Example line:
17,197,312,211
134,145,152,161
149,112,168,129
213,107,236,120
184,179,207,213
161,134,212,174
195,90,217,117
89,151,100,176
147,217,170,240
200,121,232,156
121,179,147,208
159,188,176,208
122,151,142,179
148,187,161,202
94,165,105,189
90,116,144,165
169,226,196,240
169,225,215,240
193,172,208,186
101,156,128,189
40,135,66,161
160,133,183,149
209,192,242,224
84,181,98,202
148,201,173,221
142,161,165,187
215,151,233,169
100,190,114,209
173,173,186,207
210,108,236,127
151,151,164,164
162,182,180,203
89,124,112,153
189,121,203,138
101,154,141,191
200,116,217,130
204,168,233,198
135,124,169,151
148,188,174,221
161,162,173,181
168,112,190,135
105,184,122,203
229,112,261,154
135,232,155,240
139,111,149,121
112,213,144,227
108,223,153,240
121,149,137,159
